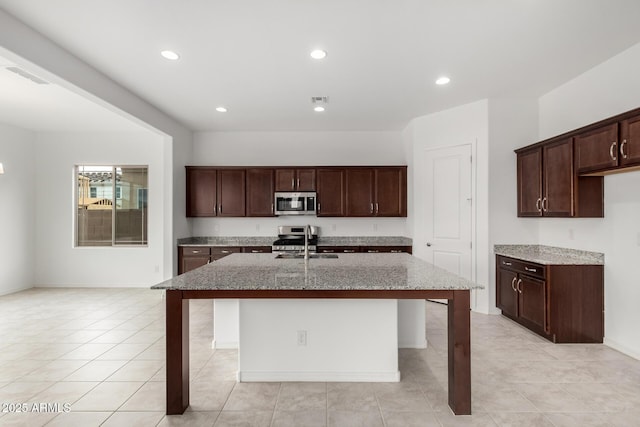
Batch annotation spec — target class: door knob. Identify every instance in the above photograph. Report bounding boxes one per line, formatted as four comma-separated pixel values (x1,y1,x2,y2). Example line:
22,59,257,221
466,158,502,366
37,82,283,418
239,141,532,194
426,243,432,247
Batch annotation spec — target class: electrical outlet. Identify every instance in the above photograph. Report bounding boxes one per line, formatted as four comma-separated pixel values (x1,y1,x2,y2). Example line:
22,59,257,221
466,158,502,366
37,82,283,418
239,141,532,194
297,330,307,346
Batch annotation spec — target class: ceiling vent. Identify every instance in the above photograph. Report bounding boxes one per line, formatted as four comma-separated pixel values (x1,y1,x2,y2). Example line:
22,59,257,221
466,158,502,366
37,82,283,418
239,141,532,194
5,66,49,85
311,96,328,104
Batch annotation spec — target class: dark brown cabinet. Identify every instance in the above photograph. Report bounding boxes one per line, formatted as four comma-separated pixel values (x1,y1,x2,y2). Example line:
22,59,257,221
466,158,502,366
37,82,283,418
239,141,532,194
345,167,407,217
316,168,346,217
516,139,603,218
317,246,360,254
275,168,316,191
620,114,640,167
178,246,248,274
241,246,272,254
246,169,274,217
575,123,619,174
496,255,603,343
186,167,245,217
316,245,412,254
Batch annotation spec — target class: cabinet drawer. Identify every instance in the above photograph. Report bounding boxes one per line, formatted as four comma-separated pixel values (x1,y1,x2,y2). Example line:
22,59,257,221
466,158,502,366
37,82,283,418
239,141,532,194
317,246,360,253
362,246,411,253
211,247,242,255
497,256,545,279
181,247,211,256
241,246,272,253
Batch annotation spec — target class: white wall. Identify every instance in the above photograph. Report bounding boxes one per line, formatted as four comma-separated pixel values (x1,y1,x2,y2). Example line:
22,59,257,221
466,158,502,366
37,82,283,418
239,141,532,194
34,132,167,287
538,42,640,358
191,131,408,237
0,8,193,278
0,123,36,295
487,98,540,313
408,100,491,312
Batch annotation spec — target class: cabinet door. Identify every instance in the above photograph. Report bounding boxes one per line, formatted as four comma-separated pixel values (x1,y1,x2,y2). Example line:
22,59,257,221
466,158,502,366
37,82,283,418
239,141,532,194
180,256,210,274
497,268,518,318
517,148,542,217
346,168,374,216
518,275,546,331
374,168,406,217
574,123,619,174
316,168,346,216
543,139,574,216
217,170,246,216
186,168,217,217
275,169,296,191
296,169,316,191
620,115,640,167
246,169,274,217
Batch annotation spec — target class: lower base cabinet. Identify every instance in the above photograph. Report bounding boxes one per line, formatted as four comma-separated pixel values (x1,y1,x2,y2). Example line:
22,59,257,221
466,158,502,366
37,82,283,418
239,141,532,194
496,255,603,343
179,246,266,274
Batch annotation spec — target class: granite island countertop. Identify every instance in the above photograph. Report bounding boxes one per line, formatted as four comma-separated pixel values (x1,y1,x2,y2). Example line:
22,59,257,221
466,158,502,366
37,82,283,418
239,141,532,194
152,253,480,291
494,245,604,265
177,236,413,247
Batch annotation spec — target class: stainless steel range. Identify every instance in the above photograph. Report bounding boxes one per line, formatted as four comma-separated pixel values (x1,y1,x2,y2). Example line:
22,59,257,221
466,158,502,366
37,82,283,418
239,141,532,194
272,225,319,254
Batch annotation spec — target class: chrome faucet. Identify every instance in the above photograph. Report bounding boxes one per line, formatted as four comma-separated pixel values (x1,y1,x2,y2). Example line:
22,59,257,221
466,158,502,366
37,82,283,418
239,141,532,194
304,224,311,260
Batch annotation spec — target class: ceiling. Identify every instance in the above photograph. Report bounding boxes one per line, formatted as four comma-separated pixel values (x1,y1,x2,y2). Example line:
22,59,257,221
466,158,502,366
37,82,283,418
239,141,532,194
1,0,640,132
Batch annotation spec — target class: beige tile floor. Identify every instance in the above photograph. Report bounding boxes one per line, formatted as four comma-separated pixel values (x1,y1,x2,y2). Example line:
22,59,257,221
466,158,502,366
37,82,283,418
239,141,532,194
0,288,639,426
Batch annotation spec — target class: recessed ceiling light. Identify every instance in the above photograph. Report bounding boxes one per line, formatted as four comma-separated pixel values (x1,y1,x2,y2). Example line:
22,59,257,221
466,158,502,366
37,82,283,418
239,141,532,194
435,76,451,85
310,49,327,60
314,106,325,112
161,50,180,60
216,107,227,113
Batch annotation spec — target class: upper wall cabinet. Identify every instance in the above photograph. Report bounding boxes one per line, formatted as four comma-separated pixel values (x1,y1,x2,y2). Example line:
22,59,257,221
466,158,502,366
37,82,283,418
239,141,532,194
516,139,603,218
186,167,246,217
246,168,275,217
275,168,316,191
316,168,346,217
574,111,640,175
345,167,407,217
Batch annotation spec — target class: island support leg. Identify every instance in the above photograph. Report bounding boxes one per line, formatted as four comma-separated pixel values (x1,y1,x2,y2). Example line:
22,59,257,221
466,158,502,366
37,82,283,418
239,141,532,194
166,290,190,414
447,290,471,415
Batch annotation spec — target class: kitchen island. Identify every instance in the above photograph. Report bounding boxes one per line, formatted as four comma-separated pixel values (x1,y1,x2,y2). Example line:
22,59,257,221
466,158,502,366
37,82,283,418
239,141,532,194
152,253,482,416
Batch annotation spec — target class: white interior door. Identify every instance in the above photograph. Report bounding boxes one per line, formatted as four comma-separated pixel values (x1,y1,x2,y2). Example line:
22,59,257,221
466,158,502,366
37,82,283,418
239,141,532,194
423,144,473,301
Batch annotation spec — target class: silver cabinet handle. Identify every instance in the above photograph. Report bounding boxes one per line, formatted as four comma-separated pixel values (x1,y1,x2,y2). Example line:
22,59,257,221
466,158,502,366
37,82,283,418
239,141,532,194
323,249,335,253
192,250,201,254
271,203,274,214
251,250,261,253
375,202,379,214
542,197,548,212
221,250,230,254
219,204,222,214
344,249,356,253
370,203,374,214
367,250,379,253
621,139,628,159
291,178,295,189
214,204,217,215
318,202,321,212
511,277,517,291
502,261,512,266
517,279,523,294
610,141,618,161
207,259,211,264
524,266,537,273
297,178,300,189
536,198,542,212
390,250,402,253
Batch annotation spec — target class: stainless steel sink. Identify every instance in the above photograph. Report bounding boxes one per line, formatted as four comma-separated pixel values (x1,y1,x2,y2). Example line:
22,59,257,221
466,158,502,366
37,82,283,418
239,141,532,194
275,254,338,259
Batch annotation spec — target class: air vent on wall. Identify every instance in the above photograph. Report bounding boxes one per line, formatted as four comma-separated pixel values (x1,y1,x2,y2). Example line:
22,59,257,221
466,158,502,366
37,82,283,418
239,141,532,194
5,66,49,85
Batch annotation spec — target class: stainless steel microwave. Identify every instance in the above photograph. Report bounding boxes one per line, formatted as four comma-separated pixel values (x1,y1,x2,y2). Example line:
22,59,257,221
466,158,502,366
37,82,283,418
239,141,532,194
274,192,317,216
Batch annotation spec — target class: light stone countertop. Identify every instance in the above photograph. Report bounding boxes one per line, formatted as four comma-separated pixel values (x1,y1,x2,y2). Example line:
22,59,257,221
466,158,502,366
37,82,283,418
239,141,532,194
152,253,481,291
177,236,413,247
494,245,604,265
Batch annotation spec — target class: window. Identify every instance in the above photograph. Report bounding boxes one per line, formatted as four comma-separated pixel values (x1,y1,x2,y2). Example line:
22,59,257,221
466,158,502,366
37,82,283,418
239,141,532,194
76,165,148,246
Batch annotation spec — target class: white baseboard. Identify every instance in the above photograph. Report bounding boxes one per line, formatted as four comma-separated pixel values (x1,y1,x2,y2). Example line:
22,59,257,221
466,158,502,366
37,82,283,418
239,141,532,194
603,337,640,361
212,339,239,349
237,370,401,383
399,339,427,349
